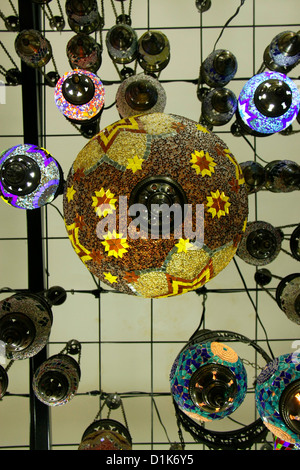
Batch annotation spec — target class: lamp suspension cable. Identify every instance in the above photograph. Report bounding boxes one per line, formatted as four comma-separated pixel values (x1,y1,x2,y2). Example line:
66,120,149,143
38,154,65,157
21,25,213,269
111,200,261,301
0,40,21,85
0,0,19,31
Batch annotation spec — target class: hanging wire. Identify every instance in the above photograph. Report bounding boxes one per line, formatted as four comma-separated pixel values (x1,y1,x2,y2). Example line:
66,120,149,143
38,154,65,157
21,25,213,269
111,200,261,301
0,40,21,83
241,134,269,164
152,397,172,446
0,0,19,31
212,0,246,51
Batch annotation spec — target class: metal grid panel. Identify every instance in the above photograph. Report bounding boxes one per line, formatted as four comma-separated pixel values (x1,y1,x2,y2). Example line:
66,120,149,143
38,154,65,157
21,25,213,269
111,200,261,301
0,0,299,451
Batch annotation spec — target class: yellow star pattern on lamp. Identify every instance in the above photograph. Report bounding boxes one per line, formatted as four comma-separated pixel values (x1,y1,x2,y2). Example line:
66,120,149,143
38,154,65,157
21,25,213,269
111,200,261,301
101,230,129,258
103,272,118,284
175,238,193,253
196,123,210,134
66,185,76,202
92,188,117,218
190,150,217,177
206,189,231,219
126,155,144,173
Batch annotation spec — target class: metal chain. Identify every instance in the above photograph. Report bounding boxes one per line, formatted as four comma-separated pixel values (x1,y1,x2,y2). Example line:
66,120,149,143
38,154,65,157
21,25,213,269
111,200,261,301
110,0,133,20
8,0,18,16
56,0,64,19
241,358,264,372
5,359,14,372
120,399,130,432
0,40,19,71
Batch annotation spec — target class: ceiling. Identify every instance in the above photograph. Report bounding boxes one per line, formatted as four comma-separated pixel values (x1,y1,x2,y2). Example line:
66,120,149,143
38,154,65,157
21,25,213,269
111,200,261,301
0,0,299,451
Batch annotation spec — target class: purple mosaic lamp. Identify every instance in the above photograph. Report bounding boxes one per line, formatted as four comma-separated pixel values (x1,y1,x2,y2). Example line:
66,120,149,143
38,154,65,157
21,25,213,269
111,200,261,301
237,71,300,136
32,340,81,407
255,352,300,447
0,144,63,210
54,69,105,124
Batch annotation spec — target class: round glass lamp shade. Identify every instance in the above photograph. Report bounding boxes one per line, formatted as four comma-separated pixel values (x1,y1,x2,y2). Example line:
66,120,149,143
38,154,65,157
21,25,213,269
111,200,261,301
170,340,247,423
290,225,300,262
54,69,105,123
137,31,170,73
239,161,265,194
0,144,63,210
0,365,9,399
267,31,300,69
63,113,248,298
15,29,52,68
255,353,300,446
200,49,237,88
65,0,101,35
276,274,300,326
66,34,102,73
264,160,300,193
78,419,132,450
115,73,166,118
106,24,138,65
201,88,237,126
237,71,300,136
32,353,80,406
0,293,53,360
236,220,282,266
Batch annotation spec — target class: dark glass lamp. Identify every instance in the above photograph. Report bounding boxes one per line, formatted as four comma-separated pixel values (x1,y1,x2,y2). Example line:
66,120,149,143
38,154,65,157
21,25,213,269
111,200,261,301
264,30,300,73
0,144,64,210
264,160,300,193
66,34,102,73
255,353,300,446
201,87,237,127
199,49,237,88
237,71,300,136
15,29,52,68
137,31,170,74
236,220,283,266
106,23,138,65
65,0,102,35
239,161,265,194
79,419,132,450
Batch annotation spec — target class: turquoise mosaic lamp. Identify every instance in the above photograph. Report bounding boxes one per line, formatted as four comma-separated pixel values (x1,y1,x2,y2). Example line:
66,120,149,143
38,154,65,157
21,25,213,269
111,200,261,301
170,337,247,423
255,353,300,447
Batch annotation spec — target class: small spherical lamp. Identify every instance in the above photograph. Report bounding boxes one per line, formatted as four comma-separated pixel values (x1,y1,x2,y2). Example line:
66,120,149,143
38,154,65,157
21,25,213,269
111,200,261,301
137,31,170,74
32,343,81,407
237,220,283,266
237,71,300,136
201,88,237,127
0,293,53,360
54,69,105,124
170,338,247,423
63,112,248,298
264,31,300,72
78,419,132,450
115,73,166,118
106,23,138,65
15,29,52,69
200,49,237,88
239,161,265,194
65,0,102,35
264,160,300,193
0,144,63,210
255,353,300,446
276,274,300,326
66,34,102,73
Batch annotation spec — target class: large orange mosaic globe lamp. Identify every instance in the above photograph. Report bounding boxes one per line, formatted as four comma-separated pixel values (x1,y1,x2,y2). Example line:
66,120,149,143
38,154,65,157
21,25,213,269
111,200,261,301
63,113,248,298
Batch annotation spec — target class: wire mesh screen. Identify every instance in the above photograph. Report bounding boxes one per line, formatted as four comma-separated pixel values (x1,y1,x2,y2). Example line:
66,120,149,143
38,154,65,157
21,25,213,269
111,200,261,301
0,0,299,452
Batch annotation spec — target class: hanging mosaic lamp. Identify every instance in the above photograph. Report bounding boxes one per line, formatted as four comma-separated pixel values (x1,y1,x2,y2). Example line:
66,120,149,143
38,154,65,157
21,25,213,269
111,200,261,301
65,0,102,35
274,437,300,450
63,112,248,298
290,225,300,262
264,160,300,193
78,418,132,450
170,335,247,423
276,274,300,326
54,69,105,124
255,352,300,446
0,293,53,361
15,29,52,68
237,71,300,136
115,72,167,118
239,161,265,194
137,31,170,74
201,87,237,127
199,49,237,88
0,365,9,398
0,144,64,210
106,23,138,65
264,31,300,73
66,34,102,73
236,220,283,266
32,340,81,406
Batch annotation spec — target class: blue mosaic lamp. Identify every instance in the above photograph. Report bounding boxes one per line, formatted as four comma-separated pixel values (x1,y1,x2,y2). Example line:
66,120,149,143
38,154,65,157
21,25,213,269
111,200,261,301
0,144,63,210
264,31,300,73
237,71,300,136
170,339,247,423
255,353,300,446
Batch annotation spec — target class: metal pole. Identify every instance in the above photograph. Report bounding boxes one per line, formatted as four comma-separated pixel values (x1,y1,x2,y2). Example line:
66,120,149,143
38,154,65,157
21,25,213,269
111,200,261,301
18,0,51,450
